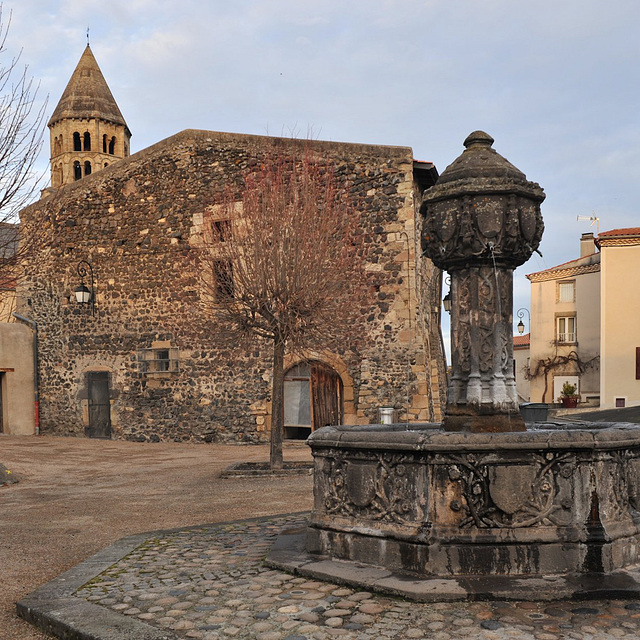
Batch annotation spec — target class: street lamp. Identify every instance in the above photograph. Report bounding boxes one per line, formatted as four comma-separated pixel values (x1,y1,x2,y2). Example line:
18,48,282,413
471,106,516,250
75,260,95,316
442,291,452,313
516,307,530,335
442,274,452,313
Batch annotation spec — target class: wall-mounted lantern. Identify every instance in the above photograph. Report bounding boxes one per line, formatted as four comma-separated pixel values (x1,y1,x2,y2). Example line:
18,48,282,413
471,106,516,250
442,274,452,313
516,307,530,335
442,291,452,313
74,260,95,316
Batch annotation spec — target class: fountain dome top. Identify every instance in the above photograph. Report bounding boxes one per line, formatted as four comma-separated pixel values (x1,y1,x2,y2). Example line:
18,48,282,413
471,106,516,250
436,130,530,186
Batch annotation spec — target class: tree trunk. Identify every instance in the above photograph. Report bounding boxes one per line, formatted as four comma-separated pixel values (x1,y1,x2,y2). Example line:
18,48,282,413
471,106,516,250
270,337,285,470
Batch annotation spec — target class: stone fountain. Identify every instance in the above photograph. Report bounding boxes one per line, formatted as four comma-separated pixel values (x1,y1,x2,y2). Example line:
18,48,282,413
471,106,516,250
267,132,640,601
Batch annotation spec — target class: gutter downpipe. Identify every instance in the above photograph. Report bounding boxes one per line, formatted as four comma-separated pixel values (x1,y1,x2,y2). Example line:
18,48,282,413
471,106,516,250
12,312,39,435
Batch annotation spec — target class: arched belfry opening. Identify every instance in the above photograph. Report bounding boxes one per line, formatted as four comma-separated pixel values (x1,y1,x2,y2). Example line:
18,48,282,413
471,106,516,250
283,361,343,440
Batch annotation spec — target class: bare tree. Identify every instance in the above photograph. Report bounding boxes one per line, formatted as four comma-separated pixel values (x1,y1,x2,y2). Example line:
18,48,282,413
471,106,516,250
195,152,370,469
0,5,47,302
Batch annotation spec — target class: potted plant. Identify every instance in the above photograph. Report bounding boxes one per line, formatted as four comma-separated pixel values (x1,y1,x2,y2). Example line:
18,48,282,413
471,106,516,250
559,382,580,408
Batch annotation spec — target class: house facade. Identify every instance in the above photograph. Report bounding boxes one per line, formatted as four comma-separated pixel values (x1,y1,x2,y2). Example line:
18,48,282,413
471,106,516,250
598,227,640,409
513,333,530,402
526,228,640,409
15,47,447,443
0,322,36,434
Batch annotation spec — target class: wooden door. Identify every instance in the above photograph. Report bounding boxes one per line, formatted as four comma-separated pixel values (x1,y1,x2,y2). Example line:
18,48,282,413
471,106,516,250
86,372,111,438
310,364,343,430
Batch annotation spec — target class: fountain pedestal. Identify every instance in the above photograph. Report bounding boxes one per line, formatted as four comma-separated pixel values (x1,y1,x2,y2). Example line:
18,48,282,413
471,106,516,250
421,131,544,432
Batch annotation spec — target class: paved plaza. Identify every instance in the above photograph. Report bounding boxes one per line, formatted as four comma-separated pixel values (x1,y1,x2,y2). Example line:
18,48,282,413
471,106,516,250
5,434,640,639
20,513,640,640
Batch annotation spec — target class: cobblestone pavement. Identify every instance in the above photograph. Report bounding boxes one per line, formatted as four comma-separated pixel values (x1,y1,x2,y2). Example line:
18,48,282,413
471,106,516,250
76,514,640,640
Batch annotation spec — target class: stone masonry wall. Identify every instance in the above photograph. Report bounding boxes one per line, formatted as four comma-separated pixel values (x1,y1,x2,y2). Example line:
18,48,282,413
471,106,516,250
18,130,445,442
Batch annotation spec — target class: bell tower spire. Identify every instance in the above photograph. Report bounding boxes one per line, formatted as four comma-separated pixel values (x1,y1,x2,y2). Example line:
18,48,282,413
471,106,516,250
48,45,131,189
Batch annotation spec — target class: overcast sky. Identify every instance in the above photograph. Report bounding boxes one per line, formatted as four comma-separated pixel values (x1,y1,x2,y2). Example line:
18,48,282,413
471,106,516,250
5,0,640,347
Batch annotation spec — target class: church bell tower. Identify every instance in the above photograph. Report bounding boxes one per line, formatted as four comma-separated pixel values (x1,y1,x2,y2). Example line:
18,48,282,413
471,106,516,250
48,45,131,189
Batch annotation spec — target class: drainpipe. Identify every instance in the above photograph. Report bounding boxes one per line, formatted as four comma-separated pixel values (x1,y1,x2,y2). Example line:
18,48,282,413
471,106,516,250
12,313,39,435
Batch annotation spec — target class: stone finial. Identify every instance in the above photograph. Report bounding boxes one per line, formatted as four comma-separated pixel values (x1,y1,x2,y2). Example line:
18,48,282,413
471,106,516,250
464,130,494,147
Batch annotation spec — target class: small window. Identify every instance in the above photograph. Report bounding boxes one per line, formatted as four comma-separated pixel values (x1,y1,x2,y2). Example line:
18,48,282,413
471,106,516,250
84,161,92,176
212,219,231,242
73,132,81,151
557,316,576,343
102,134,107,153
137,347,179,374
108,136,116,155
83,131,91,151
558,281,575,303
73,161,82,181
616,397,626,408
214,260,234,299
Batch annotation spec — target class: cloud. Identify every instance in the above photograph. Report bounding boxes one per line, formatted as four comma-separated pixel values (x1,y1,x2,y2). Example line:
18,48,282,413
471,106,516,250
3,0,639,309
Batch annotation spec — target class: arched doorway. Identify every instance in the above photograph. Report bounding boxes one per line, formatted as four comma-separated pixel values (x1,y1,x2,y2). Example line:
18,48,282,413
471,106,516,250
283,362,343,439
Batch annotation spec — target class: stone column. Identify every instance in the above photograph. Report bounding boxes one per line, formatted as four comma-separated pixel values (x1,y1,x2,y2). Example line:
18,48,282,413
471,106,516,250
421,132,545,432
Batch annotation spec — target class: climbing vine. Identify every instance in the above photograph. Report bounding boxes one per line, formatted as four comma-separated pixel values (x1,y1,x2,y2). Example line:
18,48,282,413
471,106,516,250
525,347,599,403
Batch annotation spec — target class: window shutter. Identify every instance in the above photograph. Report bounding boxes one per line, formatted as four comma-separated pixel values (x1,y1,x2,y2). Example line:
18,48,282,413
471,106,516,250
636,347,640,380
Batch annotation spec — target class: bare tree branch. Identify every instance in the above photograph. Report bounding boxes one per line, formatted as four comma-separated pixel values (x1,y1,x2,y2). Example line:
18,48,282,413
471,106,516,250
0,4,47,298
193,150,371,468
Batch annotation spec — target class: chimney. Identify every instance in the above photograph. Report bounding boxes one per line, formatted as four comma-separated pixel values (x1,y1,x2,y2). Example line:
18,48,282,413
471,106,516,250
580,232,595,257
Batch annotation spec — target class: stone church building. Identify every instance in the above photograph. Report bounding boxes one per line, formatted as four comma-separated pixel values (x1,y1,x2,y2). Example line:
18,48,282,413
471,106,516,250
15,45,447,443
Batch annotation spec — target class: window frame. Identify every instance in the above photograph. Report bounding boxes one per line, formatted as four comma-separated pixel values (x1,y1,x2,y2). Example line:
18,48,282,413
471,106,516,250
557,280,575,303
556,315,577,344
137,347,179,376
213,259,234,300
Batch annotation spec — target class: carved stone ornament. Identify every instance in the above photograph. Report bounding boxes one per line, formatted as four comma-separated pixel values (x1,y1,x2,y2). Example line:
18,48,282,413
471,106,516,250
420,132,545,432
420,131,545,271
316,449,427,527
443,451,574,529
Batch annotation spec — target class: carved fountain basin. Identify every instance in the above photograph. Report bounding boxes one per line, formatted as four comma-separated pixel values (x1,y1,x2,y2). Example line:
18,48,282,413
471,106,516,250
306,423,640,578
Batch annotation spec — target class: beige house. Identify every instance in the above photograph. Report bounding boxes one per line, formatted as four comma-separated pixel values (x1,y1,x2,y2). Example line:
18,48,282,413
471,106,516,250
513,333,530,402
598,228,640,409
525,228,640,408
0,322,36,434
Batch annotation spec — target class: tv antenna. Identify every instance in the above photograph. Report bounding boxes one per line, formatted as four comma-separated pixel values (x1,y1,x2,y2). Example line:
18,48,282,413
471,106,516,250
577,213,600,235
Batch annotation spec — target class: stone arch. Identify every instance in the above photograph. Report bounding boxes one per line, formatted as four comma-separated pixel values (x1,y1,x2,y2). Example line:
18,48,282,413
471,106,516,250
73,161,82,181
282,350,357,429
83,131,91,151
84,160,92,176
108,136,116,155
73,131,81,151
